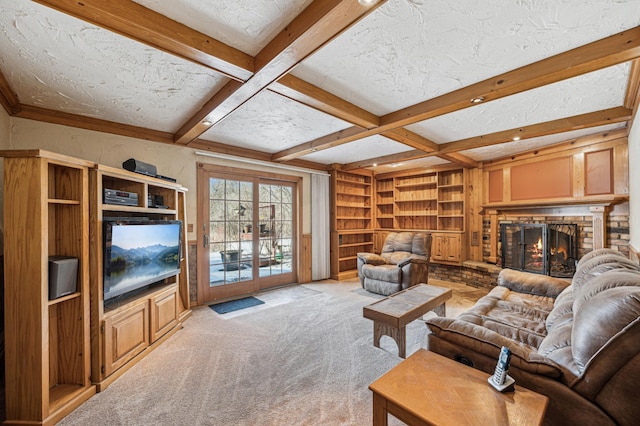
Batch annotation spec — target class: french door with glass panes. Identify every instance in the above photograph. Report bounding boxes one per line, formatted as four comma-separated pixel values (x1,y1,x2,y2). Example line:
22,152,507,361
197,165,297,303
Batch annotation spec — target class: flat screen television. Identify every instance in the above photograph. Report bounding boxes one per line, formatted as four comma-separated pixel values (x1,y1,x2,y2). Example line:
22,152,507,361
103,219,182,301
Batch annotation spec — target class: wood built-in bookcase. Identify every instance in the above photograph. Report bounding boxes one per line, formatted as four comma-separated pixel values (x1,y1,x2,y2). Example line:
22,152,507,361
2,150,96,425
330,169,374,279
331,166,467,278
375,167,466,265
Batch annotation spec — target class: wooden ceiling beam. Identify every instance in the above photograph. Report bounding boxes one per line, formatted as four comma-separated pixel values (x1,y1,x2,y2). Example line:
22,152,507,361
10,102,332,172
437,153,479,168
33,0,254,80
0,68,20,115
342,106,630,170
274,25,640,161
380,128,439,152
624,59,640,110
624,59,640,132
272,126,375,162
436,106,631,155
15,104,175,144
174,0,387,145
269,74,379,129
343,149,424,171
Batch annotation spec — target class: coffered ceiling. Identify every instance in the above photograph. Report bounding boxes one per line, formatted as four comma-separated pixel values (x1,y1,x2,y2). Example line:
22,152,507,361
1,0,639,173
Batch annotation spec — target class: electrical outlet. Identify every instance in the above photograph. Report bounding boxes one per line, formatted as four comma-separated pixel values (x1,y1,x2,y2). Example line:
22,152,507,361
187,223,194,233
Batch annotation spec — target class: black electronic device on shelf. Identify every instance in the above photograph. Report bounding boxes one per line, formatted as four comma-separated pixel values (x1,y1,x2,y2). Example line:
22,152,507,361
123,158,157,177
104,188,139,206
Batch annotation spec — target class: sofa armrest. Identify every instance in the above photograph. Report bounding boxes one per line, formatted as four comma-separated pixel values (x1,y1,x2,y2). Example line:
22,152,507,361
356,252,386,265
426,316,562,378
498,269,570,298
397,255,428,268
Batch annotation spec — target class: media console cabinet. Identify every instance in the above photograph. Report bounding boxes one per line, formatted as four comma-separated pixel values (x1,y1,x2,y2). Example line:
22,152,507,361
89,164,191,391
1,150,191,424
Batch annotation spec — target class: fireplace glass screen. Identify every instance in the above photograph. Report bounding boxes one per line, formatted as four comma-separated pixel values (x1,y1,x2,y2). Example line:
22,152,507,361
501,223,577,277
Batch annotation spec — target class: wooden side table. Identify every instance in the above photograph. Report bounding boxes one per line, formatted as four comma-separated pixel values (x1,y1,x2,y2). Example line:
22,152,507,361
363,284,452,358
369,349,548,426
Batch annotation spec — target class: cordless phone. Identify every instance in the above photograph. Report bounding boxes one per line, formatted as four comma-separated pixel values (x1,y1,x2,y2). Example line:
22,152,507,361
488,346,515,391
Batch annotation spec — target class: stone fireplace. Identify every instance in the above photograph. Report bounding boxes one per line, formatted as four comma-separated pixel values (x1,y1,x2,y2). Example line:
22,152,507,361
500,223,578,277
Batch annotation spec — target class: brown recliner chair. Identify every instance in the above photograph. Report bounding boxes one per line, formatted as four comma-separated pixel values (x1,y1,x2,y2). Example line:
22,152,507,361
357,232,432,296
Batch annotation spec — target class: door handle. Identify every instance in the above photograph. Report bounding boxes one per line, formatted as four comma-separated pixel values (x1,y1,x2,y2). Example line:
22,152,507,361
203,224,209,247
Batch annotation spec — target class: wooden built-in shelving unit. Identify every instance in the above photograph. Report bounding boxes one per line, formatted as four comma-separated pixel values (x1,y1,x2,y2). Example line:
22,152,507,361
89,165,190,391
374,167,467,265
330,166,469,278
2,150,96,425
330,169,374,279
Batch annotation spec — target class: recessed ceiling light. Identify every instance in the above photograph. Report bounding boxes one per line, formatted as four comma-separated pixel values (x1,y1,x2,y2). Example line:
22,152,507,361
372,163,377,167
358,0,379,6
202,120,213,126
512,136,521,141
470,96,485,104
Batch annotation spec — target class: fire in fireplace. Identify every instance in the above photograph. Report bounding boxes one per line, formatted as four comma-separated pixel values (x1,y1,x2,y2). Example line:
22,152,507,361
500,223,578,277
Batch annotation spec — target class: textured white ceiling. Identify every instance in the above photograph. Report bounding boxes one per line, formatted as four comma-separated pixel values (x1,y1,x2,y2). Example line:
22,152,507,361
0,0,228,131
407,64,630,143
461,123,627,162
201,90,352,152
1,0,639,170
299,134,412,164
133,0,313,56
294,0,640,115
372,156,450,174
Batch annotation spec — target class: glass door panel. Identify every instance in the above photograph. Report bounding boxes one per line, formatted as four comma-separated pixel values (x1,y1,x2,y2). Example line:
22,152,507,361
258,183,294,282
198,168,297,304
212,178,254,284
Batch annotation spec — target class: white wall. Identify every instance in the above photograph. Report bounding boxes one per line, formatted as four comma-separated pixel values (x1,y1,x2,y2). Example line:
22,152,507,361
629,117,639,255
0,117,312,243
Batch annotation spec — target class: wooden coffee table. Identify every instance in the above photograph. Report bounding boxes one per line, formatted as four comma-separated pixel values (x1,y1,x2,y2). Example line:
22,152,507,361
363,283,452,358
370,349,548,426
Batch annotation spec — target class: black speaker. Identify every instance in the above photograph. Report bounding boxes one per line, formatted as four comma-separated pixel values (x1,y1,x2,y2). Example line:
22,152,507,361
49,256,78,300
123,158,157,177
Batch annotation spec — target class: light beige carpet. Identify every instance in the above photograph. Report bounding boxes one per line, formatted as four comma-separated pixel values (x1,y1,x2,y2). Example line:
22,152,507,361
60,279,486,426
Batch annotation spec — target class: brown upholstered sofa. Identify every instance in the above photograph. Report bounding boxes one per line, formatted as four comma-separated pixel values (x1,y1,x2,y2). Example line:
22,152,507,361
425,248,640,426
356,232,431,296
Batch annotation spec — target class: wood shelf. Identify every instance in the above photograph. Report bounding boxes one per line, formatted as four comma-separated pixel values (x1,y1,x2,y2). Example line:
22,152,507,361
373,168,466,233
1,150,96,424
331,170,374,279
49,198,81,205
48,291,82,306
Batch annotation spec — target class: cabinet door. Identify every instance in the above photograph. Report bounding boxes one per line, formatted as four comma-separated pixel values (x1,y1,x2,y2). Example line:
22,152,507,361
432,233,462,263
150,288,178,342
103,301,150,377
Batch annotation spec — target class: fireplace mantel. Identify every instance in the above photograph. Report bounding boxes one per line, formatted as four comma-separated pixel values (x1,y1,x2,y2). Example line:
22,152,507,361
481,194,628,213
483,194,629,263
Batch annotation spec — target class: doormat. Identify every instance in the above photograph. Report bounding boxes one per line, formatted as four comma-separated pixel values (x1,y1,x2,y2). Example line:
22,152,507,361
209,296,265,314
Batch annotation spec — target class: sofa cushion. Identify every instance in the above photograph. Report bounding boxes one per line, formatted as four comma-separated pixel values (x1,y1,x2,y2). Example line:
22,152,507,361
426,316,562,378
573,268,640,313
356,252,386,265
573,285,640,374
576,248,624,269
362,264,401,283
411,233,430,256
546,287,575,332
383,251,412,265
571,254,640,289
363,279,402,296
393,232,414,252
498,268,570,298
